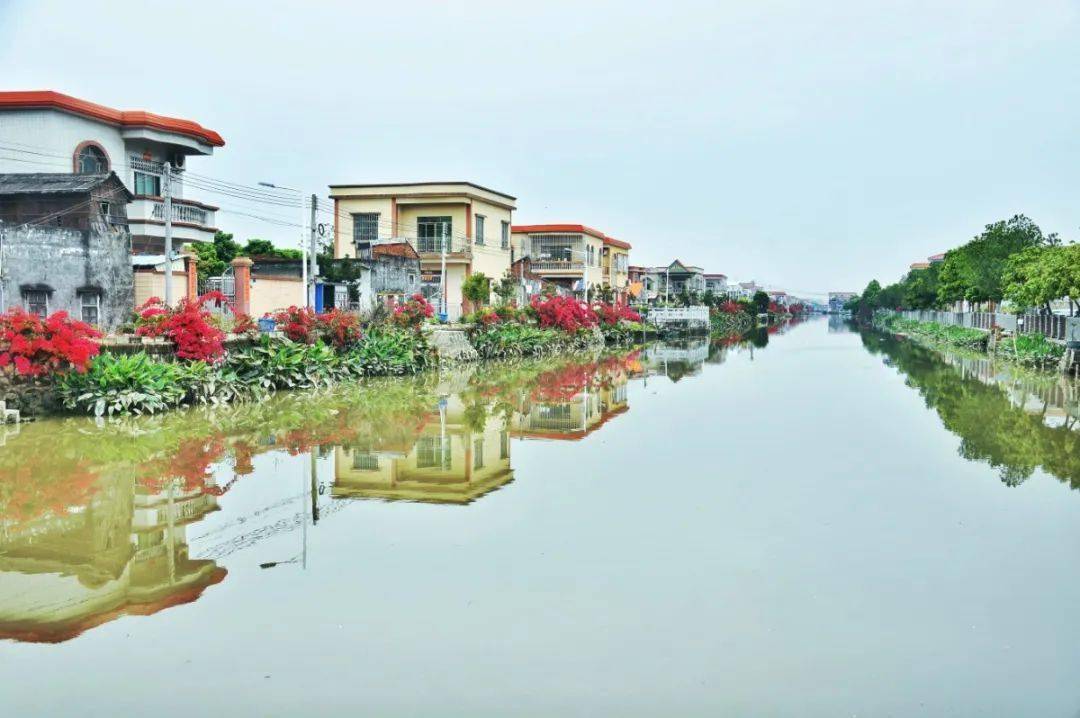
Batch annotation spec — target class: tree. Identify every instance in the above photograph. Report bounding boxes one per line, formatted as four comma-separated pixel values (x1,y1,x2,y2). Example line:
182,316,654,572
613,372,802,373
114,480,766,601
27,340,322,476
462,272,492,306
751,290,770,314
936,215,1050,308
902,265,941,310
189,241,226,281
493,270,518,305
213,231,240,264
1003,243,1080,315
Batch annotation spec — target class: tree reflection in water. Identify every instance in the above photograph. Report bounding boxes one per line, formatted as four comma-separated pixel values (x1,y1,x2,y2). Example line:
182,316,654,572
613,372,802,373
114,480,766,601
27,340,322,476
862,330,1080,487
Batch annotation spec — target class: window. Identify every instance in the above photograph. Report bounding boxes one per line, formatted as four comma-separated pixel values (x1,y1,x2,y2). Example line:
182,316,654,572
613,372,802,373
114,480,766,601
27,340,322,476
529,233,579,262
475,215,485,245
417,216,452,253
75,143,108,174
416,436,451,470
79,291,101,325
352,213,379,256
134,171,161,196
586,245,596,266
99,201,112,224
24,290,48,317
351,452,380,471
501,221,510,250
473,438,485,469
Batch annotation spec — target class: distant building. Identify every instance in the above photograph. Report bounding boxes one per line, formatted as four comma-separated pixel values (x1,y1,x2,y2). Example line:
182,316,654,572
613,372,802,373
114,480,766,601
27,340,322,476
0,91,225,254
704,273,728,295
928,252,946,264
828,291,858,313
329,182,516,320
909,261,930,271
637,260,705,302
0,172,134,329
511,223,632,303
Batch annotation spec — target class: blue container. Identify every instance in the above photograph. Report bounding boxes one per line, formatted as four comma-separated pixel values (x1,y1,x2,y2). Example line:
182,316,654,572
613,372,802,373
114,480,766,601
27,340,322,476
438,312,449,323
258,317,277,333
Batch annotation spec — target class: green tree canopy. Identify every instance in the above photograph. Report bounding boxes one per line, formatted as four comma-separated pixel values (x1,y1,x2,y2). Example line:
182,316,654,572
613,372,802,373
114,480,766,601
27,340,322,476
462,272,492,306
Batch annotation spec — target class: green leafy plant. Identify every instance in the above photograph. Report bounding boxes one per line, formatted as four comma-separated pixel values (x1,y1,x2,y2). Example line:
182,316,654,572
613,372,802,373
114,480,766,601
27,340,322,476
59,352,190,417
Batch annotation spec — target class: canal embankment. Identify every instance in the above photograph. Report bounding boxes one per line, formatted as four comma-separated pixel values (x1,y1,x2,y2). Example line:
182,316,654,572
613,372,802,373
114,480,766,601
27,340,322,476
876,310,1080,376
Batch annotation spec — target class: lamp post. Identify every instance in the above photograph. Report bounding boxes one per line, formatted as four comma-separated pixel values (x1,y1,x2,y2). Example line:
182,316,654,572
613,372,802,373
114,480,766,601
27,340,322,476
259,182,308,307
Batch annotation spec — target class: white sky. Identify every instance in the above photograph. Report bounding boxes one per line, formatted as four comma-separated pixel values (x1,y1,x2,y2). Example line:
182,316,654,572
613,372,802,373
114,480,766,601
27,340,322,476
2,0,1079,296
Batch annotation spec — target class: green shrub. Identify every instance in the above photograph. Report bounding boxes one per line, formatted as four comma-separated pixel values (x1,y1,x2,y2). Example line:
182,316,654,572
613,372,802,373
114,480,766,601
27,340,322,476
995,333,1065,367
345,327,431,376
59,352,190,417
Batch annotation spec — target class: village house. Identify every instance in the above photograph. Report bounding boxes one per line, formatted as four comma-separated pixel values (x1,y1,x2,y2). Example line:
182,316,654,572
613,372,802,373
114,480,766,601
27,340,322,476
639,260,706,302
0,172,134,329
704,273,728,296
329,182,516,320
511,224,632,303
0,91,225,255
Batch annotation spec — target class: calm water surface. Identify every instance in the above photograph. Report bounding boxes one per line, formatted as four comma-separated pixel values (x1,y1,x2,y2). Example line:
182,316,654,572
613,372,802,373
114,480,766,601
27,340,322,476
2,317,1080,717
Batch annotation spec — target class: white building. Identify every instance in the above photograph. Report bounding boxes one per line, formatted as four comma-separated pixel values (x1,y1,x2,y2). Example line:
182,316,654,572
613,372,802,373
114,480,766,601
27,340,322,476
0,91,224,253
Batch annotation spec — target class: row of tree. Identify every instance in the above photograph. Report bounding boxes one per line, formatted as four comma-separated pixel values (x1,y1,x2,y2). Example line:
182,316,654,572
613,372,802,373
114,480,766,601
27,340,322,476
189,231,309,280
849,215,1080,316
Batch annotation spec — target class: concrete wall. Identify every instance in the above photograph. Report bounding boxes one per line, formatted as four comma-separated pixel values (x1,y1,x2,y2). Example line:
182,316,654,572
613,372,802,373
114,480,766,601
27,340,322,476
133,266,190,308
250,276,302,317
1,193,134,331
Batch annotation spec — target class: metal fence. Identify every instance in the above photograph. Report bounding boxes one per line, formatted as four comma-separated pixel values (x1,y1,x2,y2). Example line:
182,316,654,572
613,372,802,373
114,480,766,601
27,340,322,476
898,310,1076,342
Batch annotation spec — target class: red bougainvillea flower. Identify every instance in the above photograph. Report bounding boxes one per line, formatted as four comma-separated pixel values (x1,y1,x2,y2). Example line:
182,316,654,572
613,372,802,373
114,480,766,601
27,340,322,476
0,307,101,376
530,295,599,332
393,294,435,330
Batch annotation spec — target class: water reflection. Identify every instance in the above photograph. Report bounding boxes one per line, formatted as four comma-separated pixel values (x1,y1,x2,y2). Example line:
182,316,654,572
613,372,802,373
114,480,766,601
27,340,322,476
0,349,652,642
863,330,1080,487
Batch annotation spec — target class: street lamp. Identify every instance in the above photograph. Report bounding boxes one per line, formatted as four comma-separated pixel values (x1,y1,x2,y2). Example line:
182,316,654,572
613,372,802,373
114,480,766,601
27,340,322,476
259,181,309,308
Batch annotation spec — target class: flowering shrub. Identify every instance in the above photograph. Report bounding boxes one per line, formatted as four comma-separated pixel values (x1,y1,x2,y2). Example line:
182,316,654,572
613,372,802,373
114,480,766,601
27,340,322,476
133,297,170,337
317,309,362,349
718,300,743,314
135,294,228,363
274,306,319,343
593,302,641,326
232,312,258,336
0,308,101,376
393,293,435,330
530,295,598,332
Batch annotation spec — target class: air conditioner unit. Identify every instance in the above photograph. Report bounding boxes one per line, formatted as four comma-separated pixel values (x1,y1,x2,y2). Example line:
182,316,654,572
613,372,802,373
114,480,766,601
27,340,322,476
171,153,186,170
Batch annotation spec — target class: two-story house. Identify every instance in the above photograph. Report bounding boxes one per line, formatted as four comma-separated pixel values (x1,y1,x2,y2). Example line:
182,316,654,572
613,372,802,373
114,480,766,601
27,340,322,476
510,224,632,303
0,91,225,255
704,273,728,296
329,182,516,320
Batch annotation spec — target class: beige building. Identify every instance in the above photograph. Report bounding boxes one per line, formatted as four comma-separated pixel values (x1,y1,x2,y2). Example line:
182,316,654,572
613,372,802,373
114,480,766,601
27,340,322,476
329,182,516,320
511,224,632,303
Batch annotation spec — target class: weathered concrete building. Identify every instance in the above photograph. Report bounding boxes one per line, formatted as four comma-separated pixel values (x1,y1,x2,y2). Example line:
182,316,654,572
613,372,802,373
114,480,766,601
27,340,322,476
0,91,225,254
0,173,134,329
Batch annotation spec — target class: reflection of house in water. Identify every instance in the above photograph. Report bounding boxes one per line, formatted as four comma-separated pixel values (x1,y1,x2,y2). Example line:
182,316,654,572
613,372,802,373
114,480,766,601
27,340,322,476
643,340,709,381
511,373,630,441
333,396,514,504
0,472,225,643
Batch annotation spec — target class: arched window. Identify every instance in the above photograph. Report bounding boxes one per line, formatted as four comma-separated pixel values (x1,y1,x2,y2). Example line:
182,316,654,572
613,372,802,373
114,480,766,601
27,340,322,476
74,142,109,174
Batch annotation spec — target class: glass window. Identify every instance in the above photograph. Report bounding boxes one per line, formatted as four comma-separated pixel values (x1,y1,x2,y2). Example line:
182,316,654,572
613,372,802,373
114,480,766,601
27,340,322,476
417,216,452,253
352,213,379,255
24,290,48,317
75,144,108,174
79,292,101,325
475,215,485,245
501,221,510,250
134,171,161,196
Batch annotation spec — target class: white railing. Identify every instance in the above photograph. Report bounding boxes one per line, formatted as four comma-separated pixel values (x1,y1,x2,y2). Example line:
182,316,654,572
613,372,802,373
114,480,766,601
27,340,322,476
649,306,709,324
129,156,164,175
531,260,585,272
151,199,209,226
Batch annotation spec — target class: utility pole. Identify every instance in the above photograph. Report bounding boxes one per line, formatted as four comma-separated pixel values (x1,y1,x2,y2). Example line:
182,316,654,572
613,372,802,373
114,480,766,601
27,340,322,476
309,194,318,310
163,162,174,307
439,226,448,318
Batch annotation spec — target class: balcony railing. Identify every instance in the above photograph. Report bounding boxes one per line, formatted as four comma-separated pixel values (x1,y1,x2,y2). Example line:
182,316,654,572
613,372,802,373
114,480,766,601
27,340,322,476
416,237,470,255
151,200,209,226
531,260,585,272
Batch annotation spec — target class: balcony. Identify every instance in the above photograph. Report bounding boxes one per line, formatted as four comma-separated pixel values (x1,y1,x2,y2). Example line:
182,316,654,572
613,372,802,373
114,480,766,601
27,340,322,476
128,196,218,243
530,259,585,273
412,236,472,262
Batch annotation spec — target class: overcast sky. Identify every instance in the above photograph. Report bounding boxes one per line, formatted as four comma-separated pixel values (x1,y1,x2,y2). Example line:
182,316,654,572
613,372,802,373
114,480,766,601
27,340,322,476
2,0,1078,296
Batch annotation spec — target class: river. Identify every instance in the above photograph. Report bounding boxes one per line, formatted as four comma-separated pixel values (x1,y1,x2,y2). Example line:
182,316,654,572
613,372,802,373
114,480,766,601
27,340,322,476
2,317,1079,716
